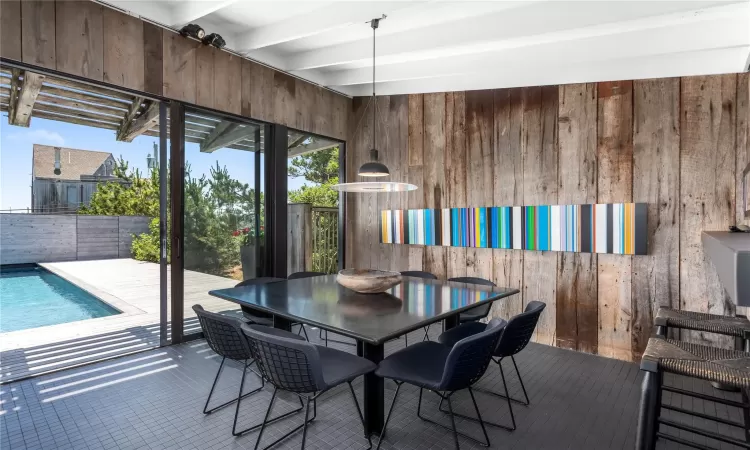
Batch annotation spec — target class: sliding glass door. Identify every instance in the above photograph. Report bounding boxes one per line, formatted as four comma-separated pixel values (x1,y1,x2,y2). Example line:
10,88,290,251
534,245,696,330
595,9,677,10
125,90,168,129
176,107,266,338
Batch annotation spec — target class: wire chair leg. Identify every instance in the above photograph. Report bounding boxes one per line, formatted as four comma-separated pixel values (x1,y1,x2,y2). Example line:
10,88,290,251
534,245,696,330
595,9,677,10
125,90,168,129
347,381,373,448
499,362,517,431
376,382,402,450
297,324,310,341
510,356,530,405
254,387,278,450
467,387,490,447
203,356,226,414
423,325,431,341
234,384,305,437
420,389,489,446
445,395,461,450
255,392,319,450
232,362,250,436
300,397,311,449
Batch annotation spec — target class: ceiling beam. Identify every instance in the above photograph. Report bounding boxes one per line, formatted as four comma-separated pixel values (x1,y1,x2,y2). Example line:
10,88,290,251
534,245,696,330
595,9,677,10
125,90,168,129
200,122,257,153
123,102,160,142
116,97,146,141
288,139,339,158
170,0,239,27
285,1,743,71
325,15,750,87
233,2,411,52
6,69,20,125
11,71,45,127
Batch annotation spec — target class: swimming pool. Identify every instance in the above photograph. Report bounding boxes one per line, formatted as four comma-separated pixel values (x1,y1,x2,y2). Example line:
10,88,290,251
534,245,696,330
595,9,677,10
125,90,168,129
0,265,120,332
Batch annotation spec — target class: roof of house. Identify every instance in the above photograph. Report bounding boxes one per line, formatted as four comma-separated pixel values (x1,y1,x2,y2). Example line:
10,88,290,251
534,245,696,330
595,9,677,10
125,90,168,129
32,145,113,181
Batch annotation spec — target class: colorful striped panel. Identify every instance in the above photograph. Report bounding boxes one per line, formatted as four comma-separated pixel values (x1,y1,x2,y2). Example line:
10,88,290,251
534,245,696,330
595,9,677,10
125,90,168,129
380,203,647,255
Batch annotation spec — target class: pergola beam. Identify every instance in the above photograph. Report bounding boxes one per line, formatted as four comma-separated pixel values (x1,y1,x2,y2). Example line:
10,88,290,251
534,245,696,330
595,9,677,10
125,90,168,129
123,102,159,142
200,122,257,153
288,139,339,158
11,71,45,127
7,69,21,125
116,97,146,141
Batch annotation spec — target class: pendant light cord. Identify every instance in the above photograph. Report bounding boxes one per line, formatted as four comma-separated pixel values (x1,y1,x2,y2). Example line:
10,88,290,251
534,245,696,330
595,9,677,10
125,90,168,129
371,18,377,157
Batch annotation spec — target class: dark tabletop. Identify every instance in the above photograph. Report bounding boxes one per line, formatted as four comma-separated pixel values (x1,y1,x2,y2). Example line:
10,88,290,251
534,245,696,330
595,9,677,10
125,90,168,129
209,275,520,344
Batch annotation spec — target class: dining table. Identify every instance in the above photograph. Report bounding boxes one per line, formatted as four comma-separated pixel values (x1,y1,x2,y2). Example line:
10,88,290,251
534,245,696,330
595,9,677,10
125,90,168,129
208,274,520,435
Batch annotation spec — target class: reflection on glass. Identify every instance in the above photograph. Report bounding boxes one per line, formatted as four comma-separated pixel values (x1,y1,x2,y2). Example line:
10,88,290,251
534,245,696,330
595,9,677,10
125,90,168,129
183,110,264,335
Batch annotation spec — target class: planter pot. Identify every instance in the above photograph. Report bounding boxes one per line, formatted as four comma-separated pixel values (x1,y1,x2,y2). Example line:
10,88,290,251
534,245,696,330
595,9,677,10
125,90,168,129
240,245,259,280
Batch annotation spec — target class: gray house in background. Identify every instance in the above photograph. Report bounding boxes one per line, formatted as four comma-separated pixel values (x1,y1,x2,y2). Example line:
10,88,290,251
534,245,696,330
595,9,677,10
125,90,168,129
31,145,122,213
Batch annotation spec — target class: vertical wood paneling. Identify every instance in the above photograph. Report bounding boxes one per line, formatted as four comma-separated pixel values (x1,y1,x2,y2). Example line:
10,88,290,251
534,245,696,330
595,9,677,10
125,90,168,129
195,45,215,108
737,73,750,228
406,94,425,271
163,31,198,103
597,81,633,360
274,71,297,128
423,93,448,278
492,88,524,319
446,92,467,278
55,1,103,80
557,83,598,354
295,82,316,135
241,59,274,123
466,90,494,280
680,75,737,347
143,22,163,96
388,95,410,272
103,8,144,91
522,86,558,345
21,1,55,69
345,97,367,268
0,1,22,61
632,78,681,360
218,52,242,116
375,96,392,270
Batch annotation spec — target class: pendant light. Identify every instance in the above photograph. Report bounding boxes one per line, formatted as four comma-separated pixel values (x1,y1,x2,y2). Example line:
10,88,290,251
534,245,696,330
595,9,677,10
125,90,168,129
332,16,417,193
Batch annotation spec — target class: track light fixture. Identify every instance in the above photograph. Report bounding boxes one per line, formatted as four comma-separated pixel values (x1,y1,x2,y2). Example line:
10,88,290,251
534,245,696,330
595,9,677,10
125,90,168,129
202,33,226,49
180,24,205,40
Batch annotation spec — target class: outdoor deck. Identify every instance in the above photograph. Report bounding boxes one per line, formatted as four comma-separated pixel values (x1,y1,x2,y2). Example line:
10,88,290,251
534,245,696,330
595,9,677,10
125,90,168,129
1,334,745,450
0,259,240,383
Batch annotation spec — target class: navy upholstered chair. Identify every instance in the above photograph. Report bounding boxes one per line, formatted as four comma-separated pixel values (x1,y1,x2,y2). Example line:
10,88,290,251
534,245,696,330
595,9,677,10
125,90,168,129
192,305,305,436
438,301,546,431
375,318,506,449
400,270,438,345
242,324,376,450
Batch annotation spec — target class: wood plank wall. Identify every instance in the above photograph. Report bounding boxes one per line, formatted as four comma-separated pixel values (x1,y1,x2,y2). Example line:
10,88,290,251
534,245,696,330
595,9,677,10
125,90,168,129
0,0,349,140
346,73,750,362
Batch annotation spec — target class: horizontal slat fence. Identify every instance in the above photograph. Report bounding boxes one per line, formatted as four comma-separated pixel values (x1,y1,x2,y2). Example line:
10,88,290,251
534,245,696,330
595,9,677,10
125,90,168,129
0,214,150,264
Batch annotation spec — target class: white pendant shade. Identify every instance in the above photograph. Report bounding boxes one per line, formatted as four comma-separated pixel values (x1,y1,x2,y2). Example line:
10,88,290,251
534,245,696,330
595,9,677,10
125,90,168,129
331,182,417,193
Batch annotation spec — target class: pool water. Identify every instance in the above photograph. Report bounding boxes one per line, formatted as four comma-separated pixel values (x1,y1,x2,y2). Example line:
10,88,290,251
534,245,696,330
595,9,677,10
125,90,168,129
0,265,120,332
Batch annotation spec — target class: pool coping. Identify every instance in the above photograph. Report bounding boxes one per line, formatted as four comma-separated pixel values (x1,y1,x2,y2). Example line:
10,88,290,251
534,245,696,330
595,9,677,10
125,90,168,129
38,263,146,316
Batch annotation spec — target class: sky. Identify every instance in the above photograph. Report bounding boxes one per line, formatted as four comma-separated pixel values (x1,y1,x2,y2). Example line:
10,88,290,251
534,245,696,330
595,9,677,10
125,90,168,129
0,114,309,211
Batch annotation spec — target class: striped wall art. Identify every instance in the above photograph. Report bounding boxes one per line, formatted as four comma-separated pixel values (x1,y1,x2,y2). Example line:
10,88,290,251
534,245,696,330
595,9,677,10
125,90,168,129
380,203,647,255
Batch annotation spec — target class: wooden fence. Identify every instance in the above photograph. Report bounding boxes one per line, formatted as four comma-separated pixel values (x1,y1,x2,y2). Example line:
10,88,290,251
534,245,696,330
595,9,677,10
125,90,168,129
0,214,150,265
287,204,339,275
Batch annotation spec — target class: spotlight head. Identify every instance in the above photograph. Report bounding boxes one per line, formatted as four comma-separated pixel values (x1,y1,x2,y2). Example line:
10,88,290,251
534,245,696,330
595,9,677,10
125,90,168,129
54,168,61,175
202,33,226,49
180,24,205,40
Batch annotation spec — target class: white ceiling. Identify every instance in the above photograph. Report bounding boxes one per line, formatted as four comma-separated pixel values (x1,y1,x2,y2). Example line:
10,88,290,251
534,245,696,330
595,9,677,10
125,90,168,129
106,0,750,97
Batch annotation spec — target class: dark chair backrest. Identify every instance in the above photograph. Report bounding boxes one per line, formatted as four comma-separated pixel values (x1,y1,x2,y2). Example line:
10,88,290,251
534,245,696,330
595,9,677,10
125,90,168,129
241,324,325,394
288,271,327,280
439,318,505,391
448,276,496,286
235,277,286,288
448,277,496,318
495,301,546,357
400,270,438,280
193,305,253,361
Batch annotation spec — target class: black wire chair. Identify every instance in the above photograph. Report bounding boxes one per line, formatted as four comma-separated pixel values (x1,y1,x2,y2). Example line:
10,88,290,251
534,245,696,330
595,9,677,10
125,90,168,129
421,276,496,342
400,271,438,345
192,305,306,436
375,318,506,449
242,324,376,450
437,301,546,431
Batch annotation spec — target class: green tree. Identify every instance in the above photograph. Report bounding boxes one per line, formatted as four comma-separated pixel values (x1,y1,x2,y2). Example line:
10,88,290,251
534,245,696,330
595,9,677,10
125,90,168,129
79,156,159,217
288,146,339,207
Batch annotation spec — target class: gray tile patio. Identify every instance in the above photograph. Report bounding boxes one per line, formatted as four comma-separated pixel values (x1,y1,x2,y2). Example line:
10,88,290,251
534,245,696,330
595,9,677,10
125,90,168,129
1,327,745,450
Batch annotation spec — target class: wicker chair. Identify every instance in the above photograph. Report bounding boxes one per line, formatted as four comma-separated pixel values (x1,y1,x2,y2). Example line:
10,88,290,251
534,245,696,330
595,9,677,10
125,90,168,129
655,307,750,351
635,335,750,450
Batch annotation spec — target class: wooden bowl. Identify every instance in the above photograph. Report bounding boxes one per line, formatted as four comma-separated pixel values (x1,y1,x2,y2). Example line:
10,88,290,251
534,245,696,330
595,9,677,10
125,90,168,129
336,269,402,294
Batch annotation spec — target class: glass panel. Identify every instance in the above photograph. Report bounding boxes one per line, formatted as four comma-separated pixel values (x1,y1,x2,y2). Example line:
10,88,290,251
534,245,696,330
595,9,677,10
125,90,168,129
287,131,341,275
182,108,264,336
0,64,169,379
